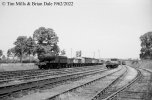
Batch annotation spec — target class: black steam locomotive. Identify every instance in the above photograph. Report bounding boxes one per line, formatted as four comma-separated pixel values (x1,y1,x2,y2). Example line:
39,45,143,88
37,54,103,69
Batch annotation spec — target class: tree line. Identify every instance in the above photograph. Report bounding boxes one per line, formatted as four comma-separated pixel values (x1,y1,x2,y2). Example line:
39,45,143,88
1,29,151,62
0,27,66,63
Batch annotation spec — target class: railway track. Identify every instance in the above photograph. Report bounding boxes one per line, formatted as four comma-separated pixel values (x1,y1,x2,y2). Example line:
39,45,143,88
0,65,107,99
109,68,152,100
25,65,138,100
100,67,141,100
1,65,140,100
12,65,126,100
42,65,127,100
0,65,103,84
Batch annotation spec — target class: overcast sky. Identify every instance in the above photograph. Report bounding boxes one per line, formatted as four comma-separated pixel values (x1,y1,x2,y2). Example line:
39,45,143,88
0,0,152,59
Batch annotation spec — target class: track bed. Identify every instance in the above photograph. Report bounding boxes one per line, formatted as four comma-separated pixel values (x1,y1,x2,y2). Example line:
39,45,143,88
0,65,106,100
14,66,127,100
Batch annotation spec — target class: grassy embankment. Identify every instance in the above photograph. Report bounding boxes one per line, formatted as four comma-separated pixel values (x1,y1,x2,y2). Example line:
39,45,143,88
0,63,38,71
127,60,152,69
128,60,152,100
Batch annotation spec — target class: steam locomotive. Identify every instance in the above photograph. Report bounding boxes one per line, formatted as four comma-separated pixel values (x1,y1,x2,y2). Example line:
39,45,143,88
37,54,103,69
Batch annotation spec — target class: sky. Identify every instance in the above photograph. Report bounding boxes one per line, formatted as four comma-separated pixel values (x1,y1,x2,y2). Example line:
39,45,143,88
0,0,152,59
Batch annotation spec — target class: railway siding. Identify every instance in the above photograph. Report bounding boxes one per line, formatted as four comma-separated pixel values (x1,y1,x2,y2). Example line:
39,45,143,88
0,66,107,99
14,66,123,100
105,67,150,100
0,66,103,86
0,67,105,95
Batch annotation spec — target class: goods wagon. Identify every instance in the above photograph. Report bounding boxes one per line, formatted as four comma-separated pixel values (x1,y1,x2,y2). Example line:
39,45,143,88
106,58,120,69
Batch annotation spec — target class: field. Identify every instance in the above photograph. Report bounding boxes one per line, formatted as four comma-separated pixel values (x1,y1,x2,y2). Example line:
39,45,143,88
0,63,38,71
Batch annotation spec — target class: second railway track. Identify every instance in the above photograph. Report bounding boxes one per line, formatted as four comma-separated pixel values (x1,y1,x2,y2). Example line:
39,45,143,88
0,66,103,84
0,65,107,99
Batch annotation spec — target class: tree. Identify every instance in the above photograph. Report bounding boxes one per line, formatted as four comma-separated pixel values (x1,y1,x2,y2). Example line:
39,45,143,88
14,36,28,62
7,48,16,57
2,55,6,60
25,36,36,62
7,49,11,58
140,32,152,59
33,27,60,57
7,48,16,62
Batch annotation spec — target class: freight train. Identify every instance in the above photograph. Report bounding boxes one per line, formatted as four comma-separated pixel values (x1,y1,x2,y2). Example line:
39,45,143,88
37,54,104,69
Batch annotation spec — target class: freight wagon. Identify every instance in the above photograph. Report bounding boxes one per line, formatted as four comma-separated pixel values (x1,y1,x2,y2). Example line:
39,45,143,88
106,58,120,69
